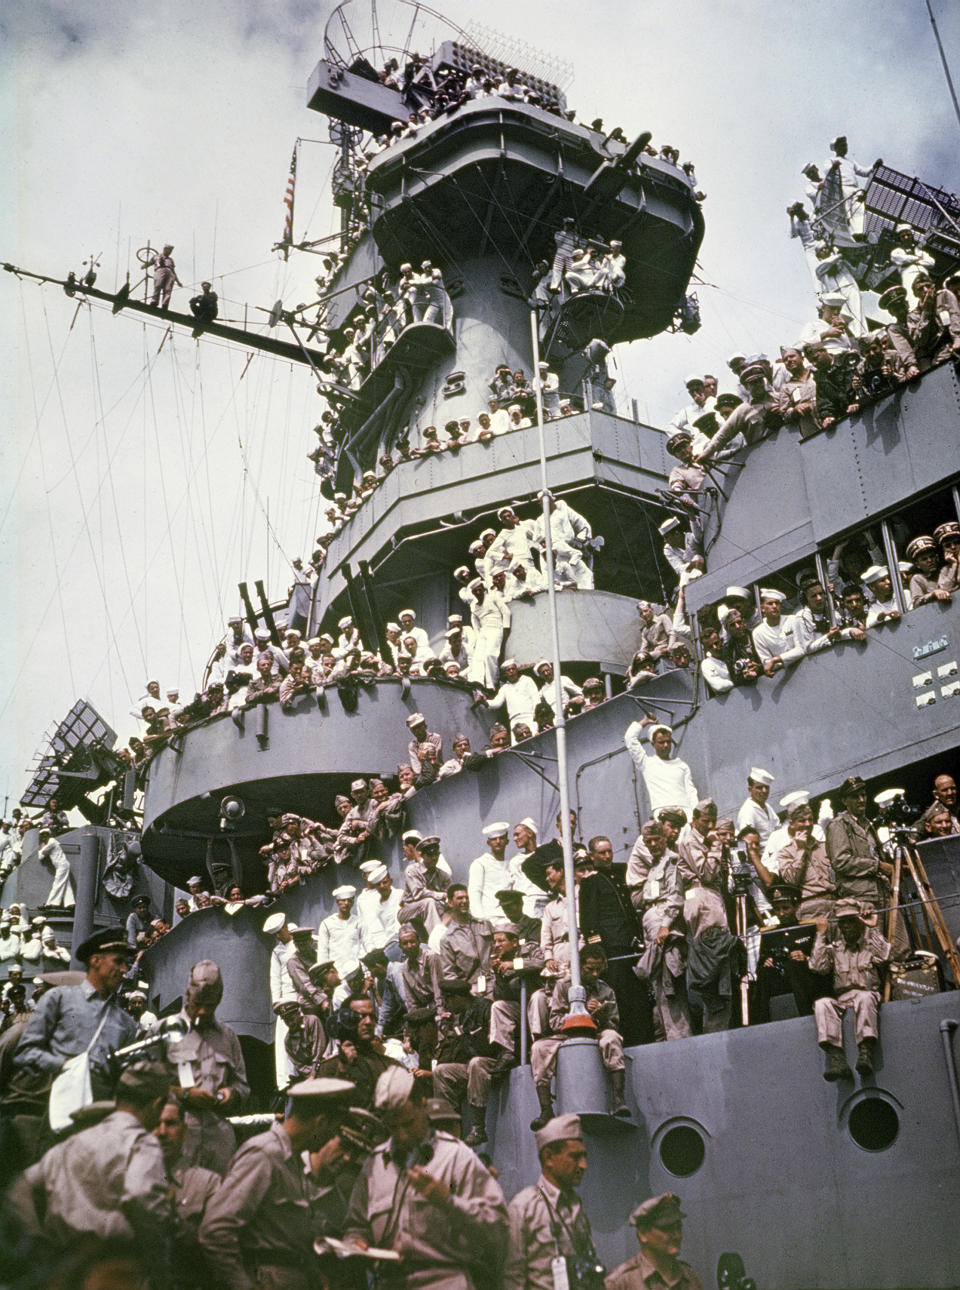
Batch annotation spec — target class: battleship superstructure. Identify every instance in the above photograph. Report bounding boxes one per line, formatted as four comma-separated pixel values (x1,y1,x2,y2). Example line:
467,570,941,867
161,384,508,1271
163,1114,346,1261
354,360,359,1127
3,5,960,1286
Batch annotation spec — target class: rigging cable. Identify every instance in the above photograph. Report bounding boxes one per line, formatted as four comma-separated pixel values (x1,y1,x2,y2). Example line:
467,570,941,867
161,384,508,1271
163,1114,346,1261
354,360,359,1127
40,300,134,704
15,285,77,696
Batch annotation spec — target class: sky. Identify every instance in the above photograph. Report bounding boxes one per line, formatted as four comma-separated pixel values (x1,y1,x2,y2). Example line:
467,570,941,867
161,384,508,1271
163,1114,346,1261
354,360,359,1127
1,0,958,810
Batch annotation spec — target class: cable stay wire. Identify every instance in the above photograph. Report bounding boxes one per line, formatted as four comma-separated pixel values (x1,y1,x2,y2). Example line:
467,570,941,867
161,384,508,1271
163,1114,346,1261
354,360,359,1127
40,300,133,702
16,288,77,697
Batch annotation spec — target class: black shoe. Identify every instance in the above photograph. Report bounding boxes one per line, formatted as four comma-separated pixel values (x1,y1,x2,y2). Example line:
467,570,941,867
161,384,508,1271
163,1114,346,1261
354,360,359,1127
856,1040,875,1076
823,1045,853,1082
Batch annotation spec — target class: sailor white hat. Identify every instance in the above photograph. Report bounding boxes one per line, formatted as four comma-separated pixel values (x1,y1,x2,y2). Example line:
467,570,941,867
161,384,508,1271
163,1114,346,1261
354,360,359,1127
749,768,775,786
262,912,287,935
759,587,786,603
332,885,357,900
779,790,811,811
399,608,416,619
482,821,510,838
366,863,389,884
861,565,889,585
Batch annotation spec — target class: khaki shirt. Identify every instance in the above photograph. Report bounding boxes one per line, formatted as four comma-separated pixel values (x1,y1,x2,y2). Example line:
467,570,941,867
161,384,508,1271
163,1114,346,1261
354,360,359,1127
504,1174,597,1290
439,918,493,989
825,812,885,905
605,1249,703,1290
199,1120,318,1290
344,1129,508,1289
776,837,836,901
170,1161,220,1230
809,929,892,992
10,1109,170,1244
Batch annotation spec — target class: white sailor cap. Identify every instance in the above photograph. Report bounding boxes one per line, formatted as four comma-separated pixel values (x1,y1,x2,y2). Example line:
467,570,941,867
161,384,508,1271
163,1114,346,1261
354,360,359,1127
759,587,786,603
648,724,673,739
535,658,552,673
725,586,751,601
350,778,368,792
399,608,416,619
386,622,401,632
447,613,464,625
659,517,681,536
405,713,426,728
187,875,203,887
332,885,357,900
520,817,539,834
254,627,271,642
779,790,811,811
357,860,381,876
479,529,497,541
820,292,845,309
262,912,286,935
366,863,389,884
482,821,510,838
748,768,775,786
402,829,423,843
337,616,353,629
895,222,914,234
861,565,888,585
468,577,484,590
500,658,517,670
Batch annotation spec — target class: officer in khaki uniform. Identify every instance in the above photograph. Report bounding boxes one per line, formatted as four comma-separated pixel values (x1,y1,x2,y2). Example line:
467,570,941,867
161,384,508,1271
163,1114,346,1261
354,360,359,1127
605,1193,702,1290
826,775,907,959
504,1113,604,1289
345,1066,508,1289
199,1076,356,1290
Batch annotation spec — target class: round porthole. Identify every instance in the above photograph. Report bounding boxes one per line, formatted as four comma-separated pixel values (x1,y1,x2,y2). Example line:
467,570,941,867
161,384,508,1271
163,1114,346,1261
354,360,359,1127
658,1124,706,1176
847,1096,899,1152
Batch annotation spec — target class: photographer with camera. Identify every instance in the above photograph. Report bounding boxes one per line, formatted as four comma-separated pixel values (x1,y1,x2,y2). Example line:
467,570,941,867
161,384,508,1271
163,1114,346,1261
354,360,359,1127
753,882,826,1022
504,1113,605,1290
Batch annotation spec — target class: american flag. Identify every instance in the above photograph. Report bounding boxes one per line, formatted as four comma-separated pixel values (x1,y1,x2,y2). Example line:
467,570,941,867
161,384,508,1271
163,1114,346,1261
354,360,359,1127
280,144,298,256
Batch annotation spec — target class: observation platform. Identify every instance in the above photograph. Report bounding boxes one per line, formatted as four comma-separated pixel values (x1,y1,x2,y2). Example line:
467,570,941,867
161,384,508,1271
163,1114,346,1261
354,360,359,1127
312,408,676,626
359,98,703,342
140,677,495,884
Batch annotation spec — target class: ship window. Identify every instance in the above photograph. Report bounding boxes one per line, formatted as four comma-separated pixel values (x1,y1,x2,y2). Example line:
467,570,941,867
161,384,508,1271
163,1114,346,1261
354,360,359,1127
658,1124,705,1176
847,1095,900,1152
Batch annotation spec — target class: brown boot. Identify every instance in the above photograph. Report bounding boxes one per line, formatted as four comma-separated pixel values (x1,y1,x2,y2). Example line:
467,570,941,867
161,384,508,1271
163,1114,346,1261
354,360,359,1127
823,1044,853,1082
610,1068,631,1117
856,1038,876,1076
529,1084,554,1131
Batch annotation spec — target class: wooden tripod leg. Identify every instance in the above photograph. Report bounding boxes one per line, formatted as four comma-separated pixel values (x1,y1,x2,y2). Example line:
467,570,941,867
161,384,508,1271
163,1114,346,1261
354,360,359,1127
883,849,902,1003
905,847,960,988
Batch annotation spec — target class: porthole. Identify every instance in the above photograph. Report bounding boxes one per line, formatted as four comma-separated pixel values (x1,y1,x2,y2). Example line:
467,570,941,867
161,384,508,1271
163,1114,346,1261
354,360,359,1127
847,1096,900,1152
658,1124,706,1176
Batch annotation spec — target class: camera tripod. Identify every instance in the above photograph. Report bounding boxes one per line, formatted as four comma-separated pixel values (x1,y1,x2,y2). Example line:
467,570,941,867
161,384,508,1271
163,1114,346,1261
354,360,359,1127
884,834,960,994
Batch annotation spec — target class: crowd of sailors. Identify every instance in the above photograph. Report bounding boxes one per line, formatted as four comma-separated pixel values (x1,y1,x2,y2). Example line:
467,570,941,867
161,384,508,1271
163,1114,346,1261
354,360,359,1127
1,758,956,1288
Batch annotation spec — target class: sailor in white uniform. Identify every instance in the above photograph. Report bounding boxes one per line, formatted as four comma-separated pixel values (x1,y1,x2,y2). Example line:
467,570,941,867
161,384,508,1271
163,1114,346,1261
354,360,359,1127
468,822,513,924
